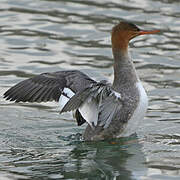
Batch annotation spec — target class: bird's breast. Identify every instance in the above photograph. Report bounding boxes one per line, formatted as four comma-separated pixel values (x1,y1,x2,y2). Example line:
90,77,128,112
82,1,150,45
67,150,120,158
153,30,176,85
119,82,148,137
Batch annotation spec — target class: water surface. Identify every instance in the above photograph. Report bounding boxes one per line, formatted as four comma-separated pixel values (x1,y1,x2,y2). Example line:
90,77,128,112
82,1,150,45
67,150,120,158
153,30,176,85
0,0,180,179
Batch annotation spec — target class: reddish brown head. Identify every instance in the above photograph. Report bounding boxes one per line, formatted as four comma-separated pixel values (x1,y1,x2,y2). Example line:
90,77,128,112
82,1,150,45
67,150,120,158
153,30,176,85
111,21,160,55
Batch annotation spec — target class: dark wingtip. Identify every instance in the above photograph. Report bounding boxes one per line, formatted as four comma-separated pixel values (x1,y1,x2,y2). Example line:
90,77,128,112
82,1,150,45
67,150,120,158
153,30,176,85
75,110,86,126
3,90,13,101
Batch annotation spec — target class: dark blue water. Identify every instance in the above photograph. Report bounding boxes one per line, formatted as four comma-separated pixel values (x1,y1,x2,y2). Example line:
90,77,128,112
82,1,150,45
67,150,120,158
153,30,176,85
1,0,180,179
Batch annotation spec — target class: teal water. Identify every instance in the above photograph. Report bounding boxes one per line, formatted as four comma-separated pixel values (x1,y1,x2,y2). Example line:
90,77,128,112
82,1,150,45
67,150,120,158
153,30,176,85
0,0,180,179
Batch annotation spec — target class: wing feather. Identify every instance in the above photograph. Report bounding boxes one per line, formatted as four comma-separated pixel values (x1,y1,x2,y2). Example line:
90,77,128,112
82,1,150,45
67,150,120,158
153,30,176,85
4,70,123,128
60,82,122,128
4,70,95,103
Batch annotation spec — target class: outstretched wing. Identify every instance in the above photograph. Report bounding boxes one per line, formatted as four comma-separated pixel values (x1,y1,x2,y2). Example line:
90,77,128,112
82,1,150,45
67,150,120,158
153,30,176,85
60,81,122,128
3,70,95,103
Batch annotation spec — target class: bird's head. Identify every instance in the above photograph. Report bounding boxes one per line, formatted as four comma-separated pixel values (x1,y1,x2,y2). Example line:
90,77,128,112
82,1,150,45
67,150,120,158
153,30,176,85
111,21,160,54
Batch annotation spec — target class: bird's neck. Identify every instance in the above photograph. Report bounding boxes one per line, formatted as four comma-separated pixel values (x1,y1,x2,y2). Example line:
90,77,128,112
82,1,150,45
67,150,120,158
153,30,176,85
112,48,139,91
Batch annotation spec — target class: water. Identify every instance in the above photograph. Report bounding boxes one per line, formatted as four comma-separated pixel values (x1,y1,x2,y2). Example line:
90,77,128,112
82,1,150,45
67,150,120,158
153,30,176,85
0,0,180,179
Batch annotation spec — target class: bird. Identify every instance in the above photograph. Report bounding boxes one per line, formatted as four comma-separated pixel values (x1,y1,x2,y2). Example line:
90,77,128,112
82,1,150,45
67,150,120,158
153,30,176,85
3,21,160,141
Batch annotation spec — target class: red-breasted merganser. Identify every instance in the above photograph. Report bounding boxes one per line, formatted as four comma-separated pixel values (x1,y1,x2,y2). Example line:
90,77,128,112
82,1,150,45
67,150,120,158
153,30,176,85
4,21,160,141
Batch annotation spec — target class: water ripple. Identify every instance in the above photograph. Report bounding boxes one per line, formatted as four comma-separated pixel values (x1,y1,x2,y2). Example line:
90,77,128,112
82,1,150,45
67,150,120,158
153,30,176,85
0,0,180,179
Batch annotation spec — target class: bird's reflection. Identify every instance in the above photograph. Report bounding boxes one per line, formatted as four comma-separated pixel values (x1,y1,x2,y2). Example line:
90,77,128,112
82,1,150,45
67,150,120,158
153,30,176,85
60,136,147,180
1,136,147,180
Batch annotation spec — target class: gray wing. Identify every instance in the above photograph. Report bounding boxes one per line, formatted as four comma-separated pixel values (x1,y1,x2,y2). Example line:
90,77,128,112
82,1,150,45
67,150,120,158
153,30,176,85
98,95,122,128
61,81,123,128
3,70,95,103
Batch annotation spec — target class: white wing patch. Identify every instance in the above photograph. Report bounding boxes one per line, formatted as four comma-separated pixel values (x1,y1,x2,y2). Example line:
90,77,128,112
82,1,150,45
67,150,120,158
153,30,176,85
79,98,99,128
59,88,75,109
